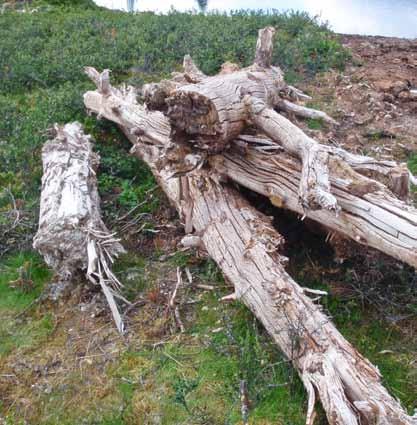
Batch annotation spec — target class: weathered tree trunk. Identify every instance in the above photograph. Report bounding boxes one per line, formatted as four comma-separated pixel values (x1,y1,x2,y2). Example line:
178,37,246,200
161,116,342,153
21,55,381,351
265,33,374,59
83,67,416,424
84,69,417,270
189,174,414,425
165,27,286,152
33,123,126,333
215,139,417,268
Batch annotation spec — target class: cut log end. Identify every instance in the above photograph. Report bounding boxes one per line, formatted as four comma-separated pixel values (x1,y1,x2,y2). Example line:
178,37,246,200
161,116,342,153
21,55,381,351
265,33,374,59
167,90,218,134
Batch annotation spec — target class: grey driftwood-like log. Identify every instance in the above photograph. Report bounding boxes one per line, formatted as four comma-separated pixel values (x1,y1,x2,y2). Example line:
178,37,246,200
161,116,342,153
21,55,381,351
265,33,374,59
216,141,417,268
33,123,126,333
165,27,286,153
83,57,416,423
84,67,417,270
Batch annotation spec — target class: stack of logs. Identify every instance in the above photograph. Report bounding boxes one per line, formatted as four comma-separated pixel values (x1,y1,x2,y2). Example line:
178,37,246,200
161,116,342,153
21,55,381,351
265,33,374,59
36,26,417,424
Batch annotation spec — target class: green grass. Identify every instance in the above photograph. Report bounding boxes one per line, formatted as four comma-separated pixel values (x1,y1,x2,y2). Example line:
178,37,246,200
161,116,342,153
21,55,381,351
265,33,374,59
0,252,51,312
408,154,417,175
329,298,417,413
1,251,415,423
0,252,53,357
104,289,308,425
307,118,324,130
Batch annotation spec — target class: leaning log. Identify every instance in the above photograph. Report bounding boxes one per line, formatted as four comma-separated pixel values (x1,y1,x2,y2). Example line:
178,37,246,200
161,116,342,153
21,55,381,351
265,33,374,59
216,141,417,268
83,70,415,425
84,69,417,270
33,123,126,333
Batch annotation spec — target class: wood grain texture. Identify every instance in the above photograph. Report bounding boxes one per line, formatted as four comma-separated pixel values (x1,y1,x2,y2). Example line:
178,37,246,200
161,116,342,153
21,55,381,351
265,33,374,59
83,70,416,424
33,122,126,332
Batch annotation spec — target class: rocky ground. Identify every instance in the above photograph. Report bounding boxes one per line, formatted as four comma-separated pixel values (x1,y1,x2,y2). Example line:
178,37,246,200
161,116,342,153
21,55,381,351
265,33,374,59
297,35,417,160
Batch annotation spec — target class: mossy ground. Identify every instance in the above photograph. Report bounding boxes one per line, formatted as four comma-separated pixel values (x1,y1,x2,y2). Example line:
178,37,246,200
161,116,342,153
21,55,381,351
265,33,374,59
0,2,416,424
1,231,416,424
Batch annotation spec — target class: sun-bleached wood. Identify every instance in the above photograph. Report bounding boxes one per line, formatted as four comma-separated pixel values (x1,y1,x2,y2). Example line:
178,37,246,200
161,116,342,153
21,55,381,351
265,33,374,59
277,99,339,125
254,26,276,67
246,97,339,211
165,65,285,151
33,122,126,332
165,29,286,152
83,71,415,424
213,140,417,268
189,174,415,425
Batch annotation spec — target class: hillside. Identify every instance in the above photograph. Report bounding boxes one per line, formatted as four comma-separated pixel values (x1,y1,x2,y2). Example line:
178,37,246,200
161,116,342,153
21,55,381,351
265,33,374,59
0,3,416,424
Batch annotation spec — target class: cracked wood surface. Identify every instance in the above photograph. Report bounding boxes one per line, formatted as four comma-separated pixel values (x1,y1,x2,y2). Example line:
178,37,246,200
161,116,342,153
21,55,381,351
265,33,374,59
213,138,417,267
83,69,416,424
33,122,126,332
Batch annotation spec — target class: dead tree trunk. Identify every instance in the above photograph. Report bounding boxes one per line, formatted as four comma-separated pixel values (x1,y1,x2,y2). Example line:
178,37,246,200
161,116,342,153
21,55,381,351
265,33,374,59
33,123,126,333
84,69,417,270
215,137,417,268
83,62,416,423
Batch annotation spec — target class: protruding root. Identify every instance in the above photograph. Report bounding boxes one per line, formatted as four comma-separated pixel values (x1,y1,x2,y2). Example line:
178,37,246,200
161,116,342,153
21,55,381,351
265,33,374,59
86,235,125,334
278,99,339,126
245,96,339,212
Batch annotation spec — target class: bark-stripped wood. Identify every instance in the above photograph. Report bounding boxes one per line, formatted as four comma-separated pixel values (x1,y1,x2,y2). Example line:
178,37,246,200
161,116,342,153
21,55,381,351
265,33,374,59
214,141,417,268
33,122,126,332
165,28,285,152
277,98,339,125
83,70,416,425
246,97,339,211
254,26,276,68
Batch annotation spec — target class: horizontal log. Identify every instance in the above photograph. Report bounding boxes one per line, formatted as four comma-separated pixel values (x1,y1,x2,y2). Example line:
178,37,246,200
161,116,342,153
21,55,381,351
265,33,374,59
212,141,417,268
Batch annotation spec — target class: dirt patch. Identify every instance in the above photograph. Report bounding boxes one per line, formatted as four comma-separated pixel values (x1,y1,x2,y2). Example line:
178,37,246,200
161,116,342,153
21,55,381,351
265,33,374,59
294,35,417,161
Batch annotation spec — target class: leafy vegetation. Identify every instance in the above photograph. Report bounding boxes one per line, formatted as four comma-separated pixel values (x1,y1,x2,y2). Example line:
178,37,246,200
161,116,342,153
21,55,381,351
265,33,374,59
0,252,52,357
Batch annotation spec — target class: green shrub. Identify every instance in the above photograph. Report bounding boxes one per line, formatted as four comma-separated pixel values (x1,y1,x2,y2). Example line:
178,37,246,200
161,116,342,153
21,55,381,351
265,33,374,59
0,8,349,94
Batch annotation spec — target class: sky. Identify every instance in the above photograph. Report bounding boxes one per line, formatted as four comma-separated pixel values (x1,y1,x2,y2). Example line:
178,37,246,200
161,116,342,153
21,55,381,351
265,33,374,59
93,0,417,38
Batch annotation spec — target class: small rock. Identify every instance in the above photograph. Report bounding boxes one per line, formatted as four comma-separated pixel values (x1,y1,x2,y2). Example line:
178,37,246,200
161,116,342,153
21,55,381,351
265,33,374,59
397,91,410,101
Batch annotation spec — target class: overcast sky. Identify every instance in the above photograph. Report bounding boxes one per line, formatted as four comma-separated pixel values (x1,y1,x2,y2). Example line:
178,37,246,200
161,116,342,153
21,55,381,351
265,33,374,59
93,0,417,38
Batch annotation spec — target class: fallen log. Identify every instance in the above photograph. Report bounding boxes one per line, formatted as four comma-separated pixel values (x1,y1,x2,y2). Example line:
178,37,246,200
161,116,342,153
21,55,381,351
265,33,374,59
84,68,417,270
165,27,286,153
215,138,417,268
33,122,126,333
147,27,413,214
83,68,416,424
